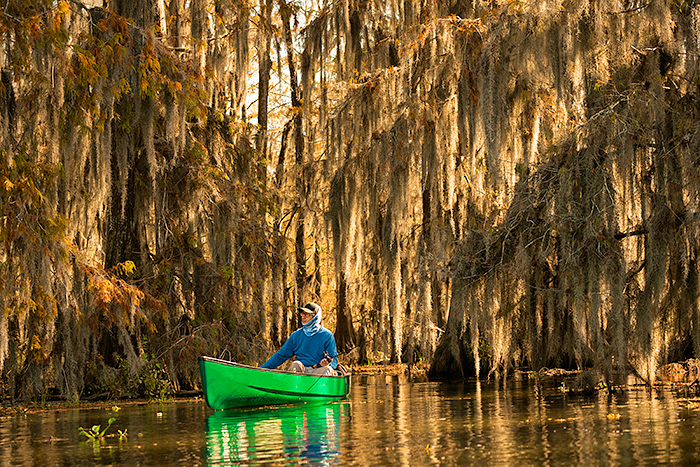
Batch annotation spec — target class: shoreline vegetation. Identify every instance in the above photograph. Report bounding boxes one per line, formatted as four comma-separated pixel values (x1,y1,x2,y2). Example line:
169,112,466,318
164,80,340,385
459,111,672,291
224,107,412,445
1,360,698,417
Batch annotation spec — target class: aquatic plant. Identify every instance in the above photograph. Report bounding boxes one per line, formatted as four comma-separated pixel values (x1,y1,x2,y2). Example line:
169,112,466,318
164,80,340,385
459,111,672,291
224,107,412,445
79,417,117,442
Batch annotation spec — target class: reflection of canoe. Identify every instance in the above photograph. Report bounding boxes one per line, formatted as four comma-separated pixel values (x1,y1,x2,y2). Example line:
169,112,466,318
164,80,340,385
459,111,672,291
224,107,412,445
198,356,351,410
207,402,349,464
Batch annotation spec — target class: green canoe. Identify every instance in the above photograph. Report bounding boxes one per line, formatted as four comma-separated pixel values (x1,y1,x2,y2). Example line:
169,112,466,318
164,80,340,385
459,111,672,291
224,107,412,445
198,356,351,410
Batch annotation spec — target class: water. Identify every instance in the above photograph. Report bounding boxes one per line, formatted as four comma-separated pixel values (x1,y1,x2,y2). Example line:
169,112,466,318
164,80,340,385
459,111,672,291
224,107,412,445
1,374,699,465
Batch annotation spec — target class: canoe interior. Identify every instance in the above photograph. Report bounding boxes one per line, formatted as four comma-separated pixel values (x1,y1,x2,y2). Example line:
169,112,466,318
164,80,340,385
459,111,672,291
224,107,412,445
199,356,351,410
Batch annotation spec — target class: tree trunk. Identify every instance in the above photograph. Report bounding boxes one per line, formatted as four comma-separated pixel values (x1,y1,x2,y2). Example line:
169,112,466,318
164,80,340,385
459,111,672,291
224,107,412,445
336,272,357,353
256,0,273,156
280,0,307,304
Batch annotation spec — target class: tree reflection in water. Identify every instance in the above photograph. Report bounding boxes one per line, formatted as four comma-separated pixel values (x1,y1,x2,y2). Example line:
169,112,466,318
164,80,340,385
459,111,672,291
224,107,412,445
0,375,699,465
206,402,347,465
203,375,700,466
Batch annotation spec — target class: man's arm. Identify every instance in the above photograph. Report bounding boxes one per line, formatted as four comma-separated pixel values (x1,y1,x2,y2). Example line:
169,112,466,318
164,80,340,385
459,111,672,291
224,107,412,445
261,333,297,369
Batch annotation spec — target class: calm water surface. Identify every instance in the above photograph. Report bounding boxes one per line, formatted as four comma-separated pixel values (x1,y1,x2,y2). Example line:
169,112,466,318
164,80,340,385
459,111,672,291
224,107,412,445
1,374,699,465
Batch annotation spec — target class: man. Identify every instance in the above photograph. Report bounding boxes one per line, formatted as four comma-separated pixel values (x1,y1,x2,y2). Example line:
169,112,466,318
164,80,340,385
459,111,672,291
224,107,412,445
261,302,339,376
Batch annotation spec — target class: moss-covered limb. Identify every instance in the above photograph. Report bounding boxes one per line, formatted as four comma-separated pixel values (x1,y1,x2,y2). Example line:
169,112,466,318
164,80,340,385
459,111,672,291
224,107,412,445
439,1,700,379
0,0,280,402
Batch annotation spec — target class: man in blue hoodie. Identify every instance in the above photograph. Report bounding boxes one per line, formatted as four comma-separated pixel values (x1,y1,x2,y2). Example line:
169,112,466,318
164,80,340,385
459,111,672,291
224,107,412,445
261,302,339,376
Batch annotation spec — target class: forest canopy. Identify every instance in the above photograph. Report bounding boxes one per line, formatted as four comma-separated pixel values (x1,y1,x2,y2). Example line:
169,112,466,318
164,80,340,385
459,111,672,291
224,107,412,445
1,0,700,400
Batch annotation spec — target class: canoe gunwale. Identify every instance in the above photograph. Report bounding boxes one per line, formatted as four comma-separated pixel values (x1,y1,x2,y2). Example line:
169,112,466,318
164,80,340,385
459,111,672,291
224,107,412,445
198,355,349,379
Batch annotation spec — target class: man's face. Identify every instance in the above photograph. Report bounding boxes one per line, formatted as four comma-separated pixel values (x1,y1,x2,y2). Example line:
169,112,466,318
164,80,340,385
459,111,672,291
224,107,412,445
300,311,315,323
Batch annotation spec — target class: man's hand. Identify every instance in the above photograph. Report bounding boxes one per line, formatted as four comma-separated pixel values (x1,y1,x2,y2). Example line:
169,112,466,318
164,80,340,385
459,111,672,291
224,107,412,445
319,358,330,367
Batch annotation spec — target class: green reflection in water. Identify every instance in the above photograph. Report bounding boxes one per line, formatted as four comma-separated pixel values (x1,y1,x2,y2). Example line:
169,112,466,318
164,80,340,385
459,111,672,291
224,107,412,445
206,402,349,465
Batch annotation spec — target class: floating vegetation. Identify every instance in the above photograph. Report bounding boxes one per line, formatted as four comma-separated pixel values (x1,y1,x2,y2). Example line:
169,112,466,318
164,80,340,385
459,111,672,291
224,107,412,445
79,417,117,442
